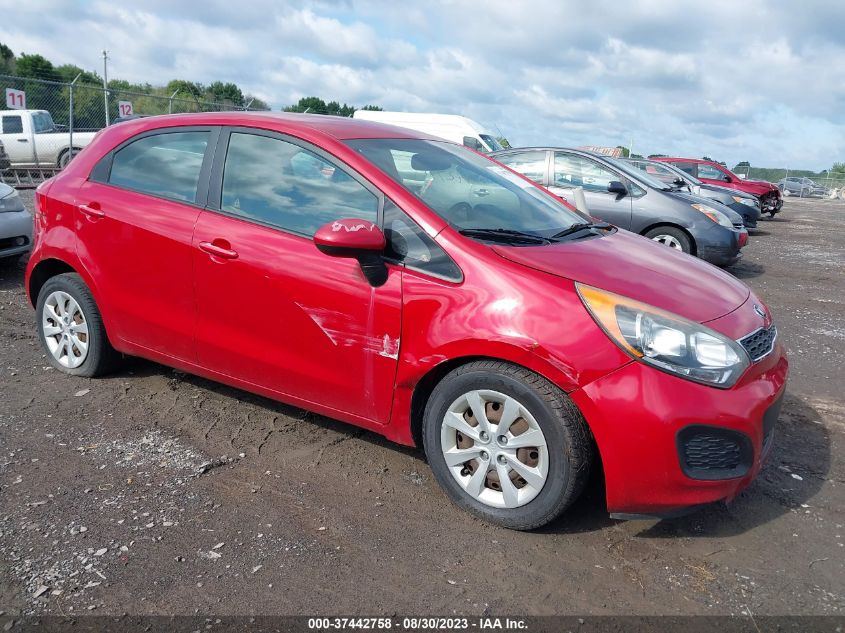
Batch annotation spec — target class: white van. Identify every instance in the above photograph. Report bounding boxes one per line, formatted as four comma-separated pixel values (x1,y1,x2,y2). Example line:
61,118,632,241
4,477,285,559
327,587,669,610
351,111,504,153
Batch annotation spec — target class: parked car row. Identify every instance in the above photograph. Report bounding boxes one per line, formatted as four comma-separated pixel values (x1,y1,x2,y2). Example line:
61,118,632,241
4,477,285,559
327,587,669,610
17,112,787,532
492,147,748,267
652,157,783,216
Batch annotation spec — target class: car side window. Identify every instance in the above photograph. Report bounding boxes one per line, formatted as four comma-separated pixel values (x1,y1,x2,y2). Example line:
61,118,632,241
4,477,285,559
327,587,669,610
383,200,462,282
670,162,696,177
495,151,546,185
2,115,23,134
697,164,727,181
221,132,378,237
108,131,209,203
554,153,617,193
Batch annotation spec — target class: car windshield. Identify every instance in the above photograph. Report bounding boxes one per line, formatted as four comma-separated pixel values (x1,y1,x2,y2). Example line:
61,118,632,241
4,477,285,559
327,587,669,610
345,138,586,238
605,157,671,191
478,134,504,152
32,112,56,134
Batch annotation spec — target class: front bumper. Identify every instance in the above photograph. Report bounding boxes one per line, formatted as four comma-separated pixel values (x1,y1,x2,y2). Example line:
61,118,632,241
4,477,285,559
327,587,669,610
761,191,783,213
728,201,760,229
0,209,33,259
695,222,743,267
570,339,788,517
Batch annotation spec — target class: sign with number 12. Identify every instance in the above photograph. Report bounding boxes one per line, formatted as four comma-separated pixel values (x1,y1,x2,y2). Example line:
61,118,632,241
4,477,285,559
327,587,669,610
118,101,134,118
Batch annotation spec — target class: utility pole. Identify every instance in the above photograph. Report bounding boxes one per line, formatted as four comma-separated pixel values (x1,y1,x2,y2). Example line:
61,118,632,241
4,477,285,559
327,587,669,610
102,50,110,126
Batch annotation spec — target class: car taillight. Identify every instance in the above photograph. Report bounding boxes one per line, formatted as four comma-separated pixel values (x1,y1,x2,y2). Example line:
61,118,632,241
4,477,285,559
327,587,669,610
739,232,749,248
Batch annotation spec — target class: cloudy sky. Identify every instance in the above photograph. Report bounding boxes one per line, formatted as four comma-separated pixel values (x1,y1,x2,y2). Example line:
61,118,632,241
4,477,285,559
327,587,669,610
2,0,844,170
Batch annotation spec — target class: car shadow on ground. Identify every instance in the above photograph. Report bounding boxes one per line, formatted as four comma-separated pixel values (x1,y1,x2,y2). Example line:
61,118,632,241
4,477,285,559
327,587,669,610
726,259,765,280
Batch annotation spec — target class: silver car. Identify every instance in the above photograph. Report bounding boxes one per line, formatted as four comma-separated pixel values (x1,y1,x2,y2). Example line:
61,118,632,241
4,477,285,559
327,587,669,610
0,182,32,263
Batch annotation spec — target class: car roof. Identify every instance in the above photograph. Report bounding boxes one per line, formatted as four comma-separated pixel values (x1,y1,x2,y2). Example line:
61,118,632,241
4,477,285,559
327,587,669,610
652,157,718,165
491,146,607,158
116,111,439,142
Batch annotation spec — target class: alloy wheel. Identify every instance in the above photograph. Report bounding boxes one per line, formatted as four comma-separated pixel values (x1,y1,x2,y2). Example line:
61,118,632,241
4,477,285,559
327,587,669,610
42,291,89,369
440,389,549,509
650,234,684,250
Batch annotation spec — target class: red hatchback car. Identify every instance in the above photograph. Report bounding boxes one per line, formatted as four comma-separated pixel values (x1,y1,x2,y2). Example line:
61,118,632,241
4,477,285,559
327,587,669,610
26,113,788,529
653,157,783,216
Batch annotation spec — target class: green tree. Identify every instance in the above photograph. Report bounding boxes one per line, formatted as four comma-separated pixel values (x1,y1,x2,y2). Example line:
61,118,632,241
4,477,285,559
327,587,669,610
830,162,845,175
205,81,244,107
243,94,269,110
615,145,630,158
631,153,643,159
0,42,14,74
359,104,382,111
15,53,61,82
166,79,203,99
284,96,328,113
55,64,101,85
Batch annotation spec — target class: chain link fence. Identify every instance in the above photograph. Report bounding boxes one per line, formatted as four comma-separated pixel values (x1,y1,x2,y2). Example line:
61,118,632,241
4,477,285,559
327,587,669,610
1,73,269,186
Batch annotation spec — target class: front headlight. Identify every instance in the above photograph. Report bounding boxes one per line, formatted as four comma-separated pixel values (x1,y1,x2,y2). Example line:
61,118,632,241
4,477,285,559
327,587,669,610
577,284,750,388
732,195,758,208
690,203,733,227
0,190,25,213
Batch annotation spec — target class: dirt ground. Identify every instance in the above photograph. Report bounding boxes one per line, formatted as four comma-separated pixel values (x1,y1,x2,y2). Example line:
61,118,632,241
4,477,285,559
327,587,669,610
0,194,843,617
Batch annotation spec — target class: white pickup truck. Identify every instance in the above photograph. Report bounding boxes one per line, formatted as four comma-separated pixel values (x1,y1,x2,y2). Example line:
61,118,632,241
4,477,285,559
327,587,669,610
0,109,97,168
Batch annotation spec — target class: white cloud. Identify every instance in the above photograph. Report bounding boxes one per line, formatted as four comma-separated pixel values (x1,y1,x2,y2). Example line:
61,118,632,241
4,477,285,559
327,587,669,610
0,0,843,168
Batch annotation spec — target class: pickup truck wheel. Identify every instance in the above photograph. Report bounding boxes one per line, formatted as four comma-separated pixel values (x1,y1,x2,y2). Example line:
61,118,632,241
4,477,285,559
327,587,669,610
58,149,78,169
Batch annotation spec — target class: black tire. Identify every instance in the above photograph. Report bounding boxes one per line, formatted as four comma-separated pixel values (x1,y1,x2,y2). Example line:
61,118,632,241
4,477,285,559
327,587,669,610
643,226,693,254
35,272,121,377
422,361,593,530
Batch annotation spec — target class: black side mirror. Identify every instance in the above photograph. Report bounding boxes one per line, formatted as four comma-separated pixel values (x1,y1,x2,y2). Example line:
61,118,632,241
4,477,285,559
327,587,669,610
673,177,686,186
723,175,732,183
607,181,627,196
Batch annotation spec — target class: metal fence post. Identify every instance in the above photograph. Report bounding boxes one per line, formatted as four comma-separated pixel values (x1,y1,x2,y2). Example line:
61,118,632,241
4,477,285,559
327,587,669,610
68,73,81,169
168,89,179,114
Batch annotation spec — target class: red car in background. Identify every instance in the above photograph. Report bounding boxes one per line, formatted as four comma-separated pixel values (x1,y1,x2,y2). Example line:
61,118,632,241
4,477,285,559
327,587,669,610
26,113,787,529
653,157,783,216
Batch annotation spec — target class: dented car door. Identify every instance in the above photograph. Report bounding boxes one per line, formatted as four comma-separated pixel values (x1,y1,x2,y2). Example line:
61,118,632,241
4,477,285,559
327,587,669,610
191,128,401,423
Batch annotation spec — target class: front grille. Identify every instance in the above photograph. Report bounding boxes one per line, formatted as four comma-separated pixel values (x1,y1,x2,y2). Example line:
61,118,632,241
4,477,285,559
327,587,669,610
677,426,752,480
739,325,777,362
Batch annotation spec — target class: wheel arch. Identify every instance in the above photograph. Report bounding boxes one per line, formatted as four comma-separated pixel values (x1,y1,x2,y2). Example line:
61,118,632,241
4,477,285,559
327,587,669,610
639,222,697,256
28,257,77,307
407,354,594,451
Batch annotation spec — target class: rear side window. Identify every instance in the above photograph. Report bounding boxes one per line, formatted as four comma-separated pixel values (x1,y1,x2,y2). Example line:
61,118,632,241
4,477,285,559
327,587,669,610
496,151,547,185
109,131,209,203
554,152,617,193
220,132,378,237
2,116,23,134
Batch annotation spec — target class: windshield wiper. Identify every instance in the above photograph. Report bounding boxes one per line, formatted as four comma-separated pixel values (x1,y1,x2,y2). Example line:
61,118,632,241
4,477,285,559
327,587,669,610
552,222,610,239
458,228,551,245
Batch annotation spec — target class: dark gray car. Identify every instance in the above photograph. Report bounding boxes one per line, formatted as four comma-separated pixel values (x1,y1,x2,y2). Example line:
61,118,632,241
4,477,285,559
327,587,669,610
492,148,746,267
624,158,761,229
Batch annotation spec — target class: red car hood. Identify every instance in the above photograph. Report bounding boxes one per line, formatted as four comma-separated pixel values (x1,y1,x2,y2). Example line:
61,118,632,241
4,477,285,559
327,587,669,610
493,229,750,323
735,179,778,194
